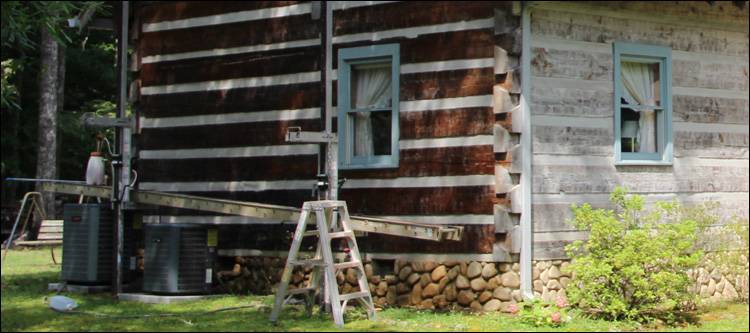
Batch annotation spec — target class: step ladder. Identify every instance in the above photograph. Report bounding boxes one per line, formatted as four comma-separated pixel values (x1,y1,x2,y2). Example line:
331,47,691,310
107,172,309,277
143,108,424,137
269,200,377,328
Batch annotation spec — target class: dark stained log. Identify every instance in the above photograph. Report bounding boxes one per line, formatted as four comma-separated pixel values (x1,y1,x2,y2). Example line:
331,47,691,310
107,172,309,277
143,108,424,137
333,1,501,35
140,46,320,86
401,107,494,139
140,118,321,149
341,186,494,216
141,82,320,118
138,155,319,183
138,13,319,57
340,146,494,179
134,1,305,24
400,68,494,101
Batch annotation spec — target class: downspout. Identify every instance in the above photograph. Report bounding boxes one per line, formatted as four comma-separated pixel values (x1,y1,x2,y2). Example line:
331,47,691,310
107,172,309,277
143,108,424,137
520,1,538,301
114,0,130,298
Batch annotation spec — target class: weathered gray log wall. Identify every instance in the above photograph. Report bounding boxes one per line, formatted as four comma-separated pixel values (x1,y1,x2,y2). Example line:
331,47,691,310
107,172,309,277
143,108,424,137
529,1,749,259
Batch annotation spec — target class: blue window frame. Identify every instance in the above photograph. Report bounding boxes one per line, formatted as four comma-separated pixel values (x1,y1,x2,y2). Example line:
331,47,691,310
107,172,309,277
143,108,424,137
338,44,400,169
613,43,673,165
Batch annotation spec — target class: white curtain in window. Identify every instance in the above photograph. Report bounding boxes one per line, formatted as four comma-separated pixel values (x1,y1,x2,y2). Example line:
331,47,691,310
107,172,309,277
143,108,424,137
620,61,657,153
354,67,391,156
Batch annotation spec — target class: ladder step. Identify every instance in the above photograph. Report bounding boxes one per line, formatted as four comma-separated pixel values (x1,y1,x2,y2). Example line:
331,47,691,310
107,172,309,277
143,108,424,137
333,261,362,270
42,220,64,226
37,234,63,240
302,230,320,237
15,240,63,246
288,259,327,267
328,230,354,239
285,287,316,295
337,291,372,302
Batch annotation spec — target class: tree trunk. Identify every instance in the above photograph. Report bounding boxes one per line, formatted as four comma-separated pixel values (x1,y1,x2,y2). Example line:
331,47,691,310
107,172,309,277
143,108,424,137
36,26,59,221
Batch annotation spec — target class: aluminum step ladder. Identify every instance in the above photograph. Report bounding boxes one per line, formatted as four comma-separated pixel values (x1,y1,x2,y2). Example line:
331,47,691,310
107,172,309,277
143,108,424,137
269,200,377,328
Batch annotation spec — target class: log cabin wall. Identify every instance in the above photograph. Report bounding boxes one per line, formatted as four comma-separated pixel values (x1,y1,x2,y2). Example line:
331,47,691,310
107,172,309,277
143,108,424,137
130,1,520,261
529,1,749,260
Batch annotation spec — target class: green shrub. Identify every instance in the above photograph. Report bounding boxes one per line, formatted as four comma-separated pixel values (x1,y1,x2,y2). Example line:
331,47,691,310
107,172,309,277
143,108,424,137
563,187,703,321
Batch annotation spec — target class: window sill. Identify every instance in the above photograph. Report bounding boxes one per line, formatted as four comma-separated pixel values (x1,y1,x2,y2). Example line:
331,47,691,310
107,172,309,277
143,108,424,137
615,160,673,166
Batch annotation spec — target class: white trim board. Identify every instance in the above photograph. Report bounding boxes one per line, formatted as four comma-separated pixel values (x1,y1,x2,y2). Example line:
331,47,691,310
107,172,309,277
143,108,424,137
399,135,493,150
142,39,320,64
139,144,319,160
141,72,320,95
140,108,320,128
400,95,492,112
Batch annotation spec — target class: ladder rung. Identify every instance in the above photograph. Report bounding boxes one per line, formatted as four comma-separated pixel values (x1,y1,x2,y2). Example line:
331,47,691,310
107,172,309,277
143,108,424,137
328,230,354,239
285,287,316,295
42,220,64,226
333,261,361,270
337,291,371,301
302,230,320,237
289,259,327,267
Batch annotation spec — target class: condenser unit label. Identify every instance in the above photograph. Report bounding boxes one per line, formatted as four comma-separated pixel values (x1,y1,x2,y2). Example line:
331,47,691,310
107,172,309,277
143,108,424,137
207,229,218,247
206,268,212,283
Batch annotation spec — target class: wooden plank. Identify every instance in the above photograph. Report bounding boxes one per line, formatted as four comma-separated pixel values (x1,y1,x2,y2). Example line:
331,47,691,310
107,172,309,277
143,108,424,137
341,186,495,216
139,118,321,149
673,59,749,91
134,1,305,25
141,82,320,118
400,108,493,139
332,1,498,36
340,145,494,179
138,155,319,183
533,199,750,233
401,68,494,101
139,46,320,87
530,86,613,118
532,125,613,156
535,1,749,33
673,95,749,124
138,13,319,57
531,8,748,57
532,163,749,195
361,225,495,254
530,47,612,81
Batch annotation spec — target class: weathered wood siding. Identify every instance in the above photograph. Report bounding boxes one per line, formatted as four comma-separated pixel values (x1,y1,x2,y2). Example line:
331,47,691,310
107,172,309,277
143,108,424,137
529,1,750,259
132,1,511,258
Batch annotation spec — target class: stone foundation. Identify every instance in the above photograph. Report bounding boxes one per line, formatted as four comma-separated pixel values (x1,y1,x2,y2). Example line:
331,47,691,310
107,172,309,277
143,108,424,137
218,255,749,310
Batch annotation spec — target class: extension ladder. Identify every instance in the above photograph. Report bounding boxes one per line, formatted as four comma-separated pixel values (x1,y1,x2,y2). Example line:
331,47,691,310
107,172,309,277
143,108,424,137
269,200,377,328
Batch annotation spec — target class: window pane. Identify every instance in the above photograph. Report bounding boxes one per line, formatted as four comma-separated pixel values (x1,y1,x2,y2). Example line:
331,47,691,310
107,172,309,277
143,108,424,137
621,107,657,153
620,61,660,107
352,111,392,157
351,64,392,110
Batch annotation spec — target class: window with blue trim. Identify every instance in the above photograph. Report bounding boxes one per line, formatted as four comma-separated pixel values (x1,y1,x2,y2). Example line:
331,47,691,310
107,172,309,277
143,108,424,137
614,43,673,165
338,44,400,169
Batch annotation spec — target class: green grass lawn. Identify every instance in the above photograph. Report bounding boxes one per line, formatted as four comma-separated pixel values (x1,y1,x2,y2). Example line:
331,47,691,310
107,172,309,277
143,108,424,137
2,247,747,332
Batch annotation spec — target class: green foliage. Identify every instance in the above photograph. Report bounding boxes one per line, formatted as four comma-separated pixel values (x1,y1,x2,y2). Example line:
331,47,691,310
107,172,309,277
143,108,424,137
1,1,107,51
517,297,571,327
564,187,703,322
1,58,23,109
